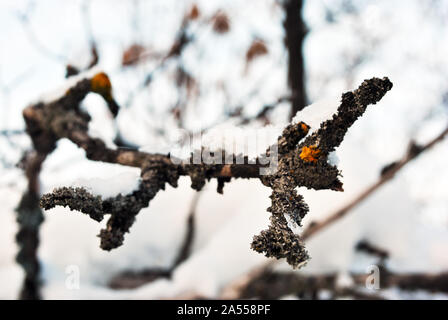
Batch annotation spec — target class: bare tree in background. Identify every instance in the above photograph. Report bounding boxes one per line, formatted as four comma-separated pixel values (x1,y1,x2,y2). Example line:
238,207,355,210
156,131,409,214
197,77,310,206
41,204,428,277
284,0,307,119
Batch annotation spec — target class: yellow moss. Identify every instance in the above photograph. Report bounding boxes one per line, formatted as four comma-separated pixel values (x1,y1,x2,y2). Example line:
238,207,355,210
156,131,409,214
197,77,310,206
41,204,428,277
300,145,320,163
300,123,309,134
91,72,112,99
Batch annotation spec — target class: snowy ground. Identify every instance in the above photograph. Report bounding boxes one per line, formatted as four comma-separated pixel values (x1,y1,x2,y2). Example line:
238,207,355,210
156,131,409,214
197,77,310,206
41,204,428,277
0,0,448,299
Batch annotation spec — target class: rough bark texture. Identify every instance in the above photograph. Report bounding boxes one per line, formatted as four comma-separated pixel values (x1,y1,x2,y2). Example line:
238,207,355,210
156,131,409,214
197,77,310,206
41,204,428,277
252,77,392,268
27,72,392,267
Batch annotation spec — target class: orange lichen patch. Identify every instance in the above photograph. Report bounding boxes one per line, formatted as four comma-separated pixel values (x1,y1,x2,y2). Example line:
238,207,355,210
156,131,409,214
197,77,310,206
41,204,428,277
91,72,112,99
300,123,309,134
299,145,321,163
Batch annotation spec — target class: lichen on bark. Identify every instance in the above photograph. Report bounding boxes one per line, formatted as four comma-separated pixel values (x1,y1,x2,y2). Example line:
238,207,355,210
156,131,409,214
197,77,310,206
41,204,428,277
27,73,392,267
252,77,393,268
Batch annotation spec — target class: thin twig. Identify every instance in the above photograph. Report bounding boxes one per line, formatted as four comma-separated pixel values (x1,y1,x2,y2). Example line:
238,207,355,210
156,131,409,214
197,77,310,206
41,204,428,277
171,192,201,270
237,268,448,300
108,192,201,290
301,125,448,240
221,124,448,299
0,129,25,136
29,74,391,261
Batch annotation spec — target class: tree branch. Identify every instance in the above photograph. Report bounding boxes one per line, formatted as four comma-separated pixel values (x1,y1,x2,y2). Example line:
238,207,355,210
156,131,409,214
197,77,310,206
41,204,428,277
237,268,448,300
28,73,392,266
221,120,448,297
302,124,448,240
15,151,46,299
283,0,307,119
108,192,200,290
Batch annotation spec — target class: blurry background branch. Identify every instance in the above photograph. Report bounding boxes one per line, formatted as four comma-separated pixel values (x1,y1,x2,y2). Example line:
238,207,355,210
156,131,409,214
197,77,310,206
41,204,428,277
36,76,392,266
283,0,307,119
108,192,201,290
220,121,448,300
302,124,448,240
15,151,46,300
233,238,448,299
3,0,448,301
235,266,448,300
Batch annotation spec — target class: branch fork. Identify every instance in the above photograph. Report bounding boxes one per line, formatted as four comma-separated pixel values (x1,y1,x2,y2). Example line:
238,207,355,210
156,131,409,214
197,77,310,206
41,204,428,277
28,72,392,267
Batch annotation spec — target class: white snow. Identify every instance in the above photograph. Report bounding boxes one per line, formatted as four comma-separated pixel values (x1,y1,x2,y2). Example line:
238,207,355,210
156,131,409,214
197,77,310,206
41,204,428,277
34,66,103,104
292,96,340,134
201,122,283,160
327,151,339,166
1,0,448,300
40,139,141,198
71,172,140,199
335,272,354,289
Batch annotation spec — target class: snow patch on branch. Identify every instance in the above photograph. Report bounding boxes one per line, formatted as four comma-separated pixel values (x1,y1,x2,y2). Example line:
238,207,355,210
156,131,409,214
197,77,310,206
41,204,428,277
72,172,141,199
292,96,340,134
34,66,102,104
201,122,283,160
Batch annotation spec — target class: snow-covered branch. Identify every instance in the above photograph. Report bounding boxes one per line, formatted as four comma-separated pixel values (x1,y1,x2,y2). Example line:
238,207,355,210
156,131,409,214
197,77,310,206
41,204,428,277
26,73,392,266
302,123,448,241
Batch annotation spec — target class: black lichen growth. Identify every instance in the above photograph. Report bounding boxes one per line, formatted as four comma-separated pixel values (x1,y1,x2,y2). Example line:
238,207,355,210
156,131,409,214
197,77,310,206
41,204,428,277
252,77,392,268
34,76,392,269
40,187,104,222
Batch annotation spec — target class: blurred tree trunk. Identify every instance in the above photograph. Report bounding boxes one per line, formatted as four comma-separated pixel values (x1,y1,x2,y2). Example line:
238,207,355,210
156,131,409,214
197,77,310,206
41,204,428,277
15,151,46,300
284,0,307,120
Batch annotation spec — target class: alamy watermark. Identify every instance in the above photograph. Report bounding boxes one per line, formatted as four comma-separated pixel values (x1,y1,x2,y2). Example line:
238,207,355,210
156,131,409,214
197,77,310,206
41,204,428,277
141,127,280,175
65,264,80,290
365,265,380,290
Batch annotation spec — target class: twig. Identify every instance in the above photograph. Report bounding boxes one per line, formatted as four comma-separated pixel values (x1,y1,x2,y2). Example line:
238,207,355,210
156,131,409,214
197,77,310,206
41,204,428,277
0,129,25,136
238,95,293,126
355,239,389,261
172,192,201,269
124,7,194,108
17,8,67,62
108,192,201,289
221,123,448,298
237,268,448,300
28,74,391,265
301,125,448,240
65,2,99,78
